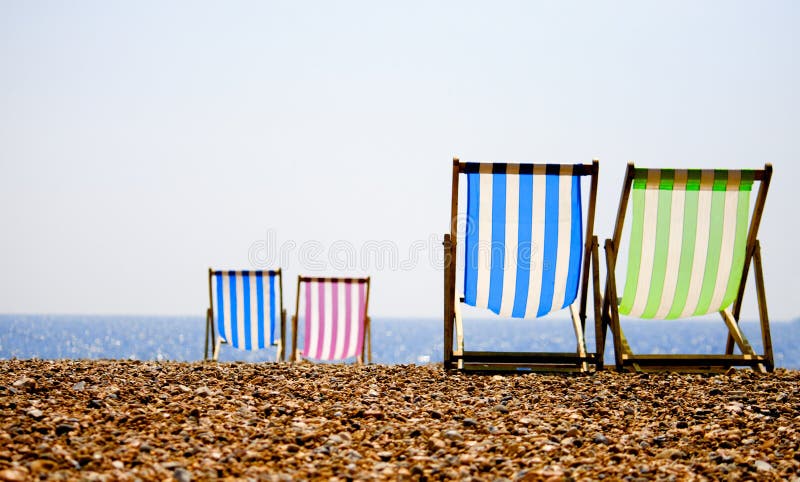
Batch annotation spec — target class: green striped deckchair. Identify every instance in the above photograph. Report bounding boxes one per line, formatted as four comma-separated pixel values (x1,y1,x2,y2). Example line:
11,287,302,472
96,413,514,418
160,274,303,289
601,163,774,372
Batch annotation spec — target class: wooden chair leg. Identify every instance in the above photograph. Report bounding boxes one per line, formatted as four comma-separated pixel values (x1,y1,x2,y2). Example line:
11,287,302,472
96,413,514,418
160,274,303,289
753,241,774,372
204,309,211,361
366,316,372,365
568,304,588,371
443,234,455,370
213,339,223,361
290,315,298,363
279,309,287,362
591,237,604,370
604,240,624,370
454,297,464,356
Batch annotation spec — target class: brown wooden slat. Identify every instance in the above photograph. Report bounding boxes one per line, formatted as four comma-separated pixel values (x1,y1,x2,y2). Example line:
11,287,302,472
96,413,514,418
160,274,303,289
460,363,587,373
622,354,766,367
458,351,596,364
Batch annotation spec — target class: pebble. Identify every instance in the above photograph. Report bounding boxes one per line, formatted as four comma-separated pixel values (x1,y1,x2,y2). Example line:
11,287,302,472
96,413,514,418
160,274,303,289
0,359,797,481
656,449,686,460
755,460,773,472
55,424,75,436
173,467,192,482
29,460,57,473
194,386,212,397
0,469,27,482
12,378,36,390
462,418,477,427
26,409,44,420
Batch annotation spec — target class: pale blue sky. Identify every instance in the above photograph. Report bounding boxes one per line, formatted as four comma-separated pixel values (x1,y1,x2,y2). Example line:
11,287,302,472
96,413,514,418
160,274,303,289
1,1,797,320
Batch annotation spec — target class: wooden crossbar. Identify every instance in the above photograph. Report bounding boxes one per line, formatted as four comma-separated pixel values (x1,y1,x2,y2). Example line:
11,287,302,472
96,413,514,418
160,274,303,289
621,354,766,367
458,351,597,364
720,309,756,356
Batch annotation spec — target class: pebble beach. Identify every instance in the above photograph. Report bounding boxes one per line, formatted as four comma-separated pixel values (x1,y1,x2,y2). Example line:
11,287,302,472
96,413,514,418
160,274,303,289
1,360,798,481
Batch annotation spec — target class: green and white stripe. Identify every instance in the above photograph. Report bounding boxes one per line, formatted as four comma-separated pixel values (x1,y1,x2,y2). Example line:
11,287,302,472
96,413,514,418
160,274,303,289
619,168,754,319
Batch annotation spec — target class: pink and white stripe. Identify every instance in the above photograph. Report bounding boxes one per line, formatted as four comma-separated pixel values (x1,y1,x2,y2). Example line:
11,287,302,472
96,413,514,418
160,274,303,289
301,279,367,361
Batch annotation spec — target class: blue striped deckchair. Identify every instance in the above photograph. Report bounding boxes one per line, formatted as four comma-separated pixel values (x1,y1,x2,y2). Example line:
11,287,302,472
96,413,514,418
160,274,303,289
205,269,286,361
602,163,774,372
443,159,602,372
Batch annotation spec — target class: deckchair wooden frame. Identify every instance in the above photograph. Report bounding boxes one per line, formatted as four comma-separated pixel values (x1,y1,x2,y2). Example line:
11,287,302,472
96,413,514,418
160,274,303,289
290,276,372,365
601,163,773,373
443,158,602,372
205,268,286,362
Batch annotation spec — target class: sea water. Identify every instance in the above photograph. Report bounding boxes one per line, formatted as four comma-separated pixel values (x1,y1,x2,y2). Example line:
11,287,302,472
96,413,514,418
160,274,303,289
1,315,798,368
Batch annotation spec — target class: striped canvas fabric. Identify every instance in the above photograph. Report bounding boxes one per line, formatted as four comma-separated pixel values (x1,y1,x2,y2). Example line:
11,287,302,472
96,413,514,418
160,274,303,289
463,163,584,318
301,279,367,361
619,169,754,319
213,270,277,350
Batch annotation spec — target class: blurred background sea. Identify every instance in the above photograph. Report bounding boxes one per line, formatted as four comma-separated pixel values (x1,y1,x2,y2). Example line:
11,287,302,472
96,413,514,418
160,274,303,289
1,315,798,369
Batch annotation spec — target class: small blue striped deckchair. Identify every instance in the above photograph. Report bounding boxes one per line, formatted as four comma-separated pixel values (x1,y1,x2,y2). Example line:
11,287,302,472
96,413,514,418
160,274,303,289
602,163,774,372
443,159,602,372
205,269,286,361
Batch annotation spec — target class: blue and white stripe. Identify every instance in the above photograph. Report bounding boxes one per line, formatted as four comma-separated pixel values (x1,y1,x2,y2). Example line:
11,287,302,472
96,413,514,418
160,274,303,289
464,163,583,318
213,270,277,350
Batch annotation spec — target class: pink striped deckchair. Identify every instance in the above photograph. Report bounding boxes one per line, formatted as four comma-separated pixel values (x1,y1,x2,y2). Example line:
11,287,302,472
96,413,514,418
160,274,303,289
602,163,774,372
290,276,371,364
